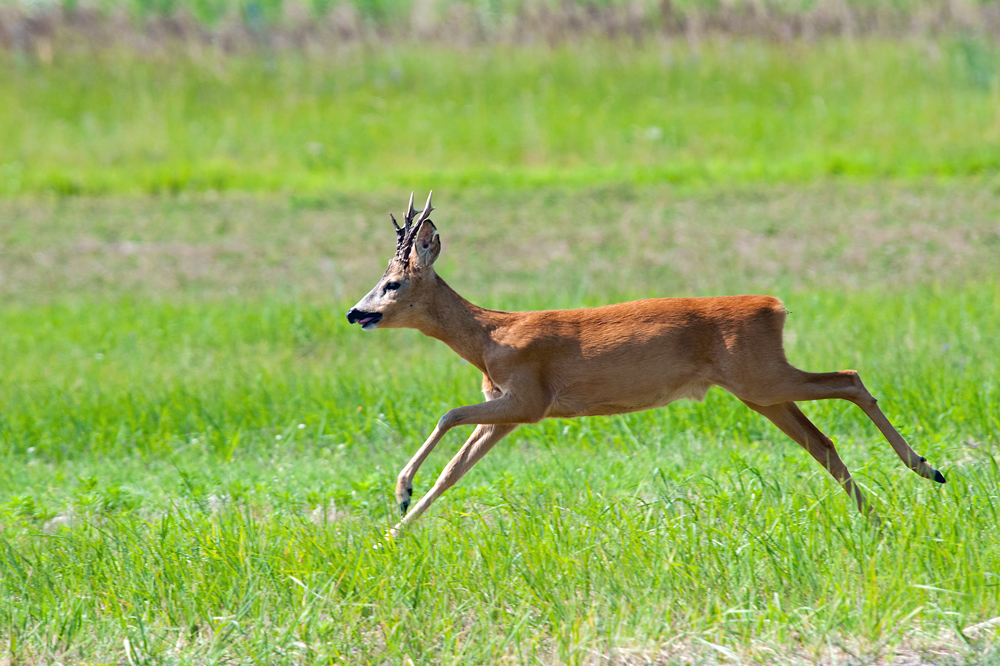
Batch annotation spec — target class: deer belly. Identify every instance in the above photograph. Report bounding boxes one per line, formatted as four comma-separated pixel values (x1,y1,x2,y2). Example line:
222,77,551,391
549,378,712,418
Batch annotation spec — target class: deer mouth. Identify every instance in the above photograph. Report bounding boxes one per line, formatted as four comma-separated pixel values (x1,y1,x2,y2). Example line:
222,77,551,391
346,309,383,331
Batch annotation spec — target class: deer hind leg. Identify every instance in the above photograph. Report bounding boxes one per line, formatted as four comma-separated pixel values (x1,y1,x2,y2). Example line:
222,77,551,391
390,423,518,537
734,366,945,484
741,399,878,521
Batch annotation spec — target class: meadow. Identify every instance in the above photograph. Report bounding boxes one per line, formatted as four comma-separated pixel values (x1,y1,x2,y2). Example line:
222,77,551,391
2,39,1000,197
2,24,1000,666
2,182,1000,664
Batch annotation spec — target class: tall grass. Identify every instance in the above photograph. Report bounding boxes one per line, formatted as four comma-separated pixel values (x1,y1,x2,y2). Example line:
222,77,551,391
1,186,999,663
2,39,999,196
1,289,998,664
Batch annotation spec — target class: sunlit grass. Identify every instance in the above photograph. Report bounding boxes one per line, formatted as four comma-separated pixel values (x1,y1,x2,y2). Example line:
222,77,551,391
2,39,999,196
1,290,998,663
1,184,999,662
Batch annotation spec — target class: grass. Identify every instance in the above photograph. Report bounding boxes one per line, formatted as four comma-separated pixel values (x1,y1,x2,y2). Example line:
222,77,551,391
1,184,999,663
2,26,999,664
4,181,1000,303
2,39,1000,196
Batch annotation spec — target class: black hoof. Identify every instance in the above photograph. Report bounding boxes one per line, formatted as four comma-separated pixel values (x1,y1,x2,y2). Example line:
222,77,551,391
934,470,947,484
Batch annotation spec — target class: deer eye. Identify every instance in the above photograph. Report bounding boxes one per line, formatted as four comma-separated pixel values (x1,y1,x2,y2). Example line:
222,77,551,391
384,281,401,291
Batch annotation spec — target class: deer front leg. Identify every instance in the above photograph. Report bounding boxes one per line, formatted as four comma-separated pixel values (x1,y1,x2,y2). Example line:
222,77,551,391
389,390,549,537
395,381,506,515
390,423,518,537
395,421,452,516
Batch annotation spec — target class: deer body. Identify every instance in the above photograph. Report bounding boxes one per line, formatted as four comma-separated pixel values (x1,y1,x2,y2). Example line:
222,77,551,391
348,193,946,536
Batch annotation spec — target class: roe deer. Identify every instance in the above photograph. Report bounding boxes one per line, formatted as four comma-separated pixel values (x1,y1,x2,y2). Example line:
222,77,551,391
347,192,946,536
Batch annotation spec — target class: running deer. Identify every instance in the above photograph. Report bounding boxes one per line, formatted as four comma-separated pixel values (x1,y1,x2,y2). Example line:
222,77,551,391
347,192,946,536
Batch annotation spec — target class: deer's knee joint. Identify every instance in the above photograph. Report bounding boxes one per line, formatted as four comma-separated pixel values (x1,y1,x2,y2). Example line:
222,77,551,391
843,370,877,407
857,391,878,409
437,410,461,430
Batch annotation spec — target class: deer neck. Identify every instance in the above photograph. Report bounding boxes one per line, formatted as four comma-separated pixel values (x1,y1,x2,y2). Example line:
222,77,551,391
413,275,500,372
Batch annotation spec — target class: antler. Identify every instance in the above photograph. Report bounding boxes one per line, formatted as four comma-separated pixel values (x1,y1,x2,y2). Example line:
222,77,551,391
391,191,434,261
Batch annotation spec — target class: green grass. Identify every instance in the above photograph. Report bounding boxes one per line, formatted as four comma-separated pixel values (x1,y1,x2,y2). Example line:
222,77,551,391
6,293,1000,664
1,185,999,663
3,39,1000,196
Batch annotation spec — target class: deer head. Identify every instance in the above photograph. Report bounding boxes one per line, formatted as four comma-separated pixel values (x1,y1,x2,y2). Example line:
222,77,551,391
346,191,442,331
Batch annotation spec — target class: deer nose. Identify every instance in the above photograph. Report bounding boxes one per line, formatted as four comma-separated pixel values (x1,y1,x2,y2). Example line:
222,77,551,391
346,308,362,324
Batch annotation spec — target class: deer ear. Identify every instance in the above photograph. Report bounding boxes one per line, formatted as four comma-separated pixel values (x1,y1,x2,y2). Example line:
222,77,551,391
411,220,441,269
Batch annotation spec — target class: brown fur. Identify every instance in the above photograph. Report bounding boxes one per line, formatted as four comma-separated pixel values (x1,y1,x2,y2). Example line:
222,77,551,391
347,202,945,536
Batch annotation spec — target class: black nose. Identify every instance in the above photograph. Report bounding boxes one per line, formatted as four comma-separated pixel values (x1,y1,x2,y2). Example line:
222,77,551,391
346,308,361,324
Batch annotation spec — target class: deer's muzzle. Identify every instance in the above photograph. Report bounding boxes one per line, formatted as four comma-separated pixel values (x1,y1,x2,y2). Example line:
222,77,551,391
346,308,383,331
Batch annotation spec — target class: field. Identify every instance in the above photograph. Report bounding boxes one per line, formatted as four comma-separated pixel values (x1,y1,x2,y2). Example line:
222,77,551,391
2,24,1000,666
3,40,1000,196
3,183,1000,664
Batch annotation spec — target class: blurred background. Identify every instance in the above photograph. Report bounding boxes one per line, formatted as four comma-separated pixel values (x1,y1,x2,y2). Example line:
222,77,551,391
1,0,999,200
2,1,1000,663
2,0,999,303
